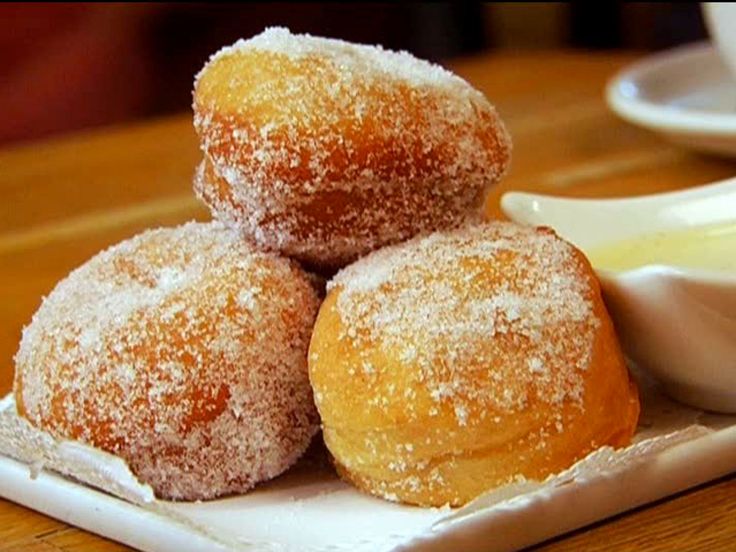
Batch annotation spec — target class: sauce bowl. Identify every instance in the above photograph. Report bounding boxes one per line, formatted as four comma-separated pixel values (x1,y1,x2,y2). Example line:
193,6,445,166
500,178,736,413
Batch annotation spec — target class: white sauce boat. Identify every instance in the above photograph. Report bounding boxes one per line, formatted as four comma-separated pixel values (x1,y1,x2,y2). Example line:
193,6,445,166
501,177,736,413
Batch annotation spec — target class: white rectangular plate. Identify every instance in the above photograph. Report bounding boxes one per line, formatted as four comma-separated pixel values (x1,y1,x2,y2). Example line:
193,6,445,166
2,370,735,552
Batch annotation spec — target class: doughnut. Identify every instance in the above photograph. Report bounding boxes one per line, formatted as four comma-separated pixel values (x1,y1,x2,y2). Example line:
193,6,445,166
14,221,321,500
308,221,640,506
192,27,511,270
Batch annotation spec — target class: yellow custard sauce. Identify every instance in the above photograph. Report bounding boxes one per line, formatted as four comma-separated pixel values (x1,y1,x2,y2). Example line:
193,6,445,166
587,221,736,272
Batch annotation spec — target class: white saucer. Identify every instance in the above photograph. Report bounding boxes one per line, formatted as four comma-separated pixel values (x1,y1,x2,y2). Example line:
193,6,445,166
606,42,736,157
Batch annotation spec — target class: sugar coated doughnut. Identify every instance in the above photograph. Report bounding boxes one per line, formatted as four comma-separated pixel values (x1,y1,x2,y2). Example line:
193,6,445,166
193,27,511,270
309,221,639,506
14,222,321,500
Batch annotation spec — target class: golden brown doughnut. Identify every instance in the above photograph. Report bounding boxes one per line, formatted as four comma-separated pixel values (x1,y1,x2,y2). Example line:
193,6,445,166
14,222,321,500
192,27,511,270
308,221,639,507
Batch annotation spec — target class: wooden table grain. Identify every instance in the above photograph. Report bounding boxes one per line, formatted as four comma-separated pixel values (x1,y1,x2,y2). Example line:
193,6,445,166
1,51,735,552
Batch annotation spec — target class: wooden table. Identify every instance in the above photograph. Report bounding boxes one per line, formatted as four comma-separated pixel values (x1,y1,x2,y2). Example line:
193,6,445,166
1,51,735,552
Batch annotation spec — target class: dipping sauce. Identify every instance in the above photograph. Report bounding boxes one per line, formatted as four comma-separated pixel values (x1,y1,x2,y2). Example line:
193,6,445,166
587,221,736,272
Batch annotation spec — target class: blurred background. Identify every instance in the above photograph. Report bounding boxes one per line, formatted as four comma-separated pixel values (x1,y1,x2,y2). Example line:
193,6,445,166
1,2,707,146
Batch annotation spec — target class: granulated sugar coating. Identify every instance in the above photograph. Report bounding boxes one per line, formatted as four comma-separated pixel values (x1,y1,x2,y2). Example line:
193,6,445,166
193,27,511,270
14,222,321,501
309,221,640,506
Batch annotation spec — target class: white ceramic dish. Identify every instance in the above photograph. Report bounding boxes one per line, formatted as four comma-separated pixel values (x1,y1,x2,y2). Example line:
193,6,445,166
606,42,736,157
501,177,736,413
703,3,736,78
3,376,736,552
